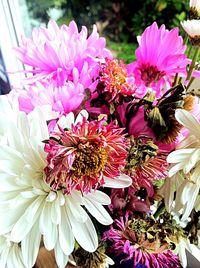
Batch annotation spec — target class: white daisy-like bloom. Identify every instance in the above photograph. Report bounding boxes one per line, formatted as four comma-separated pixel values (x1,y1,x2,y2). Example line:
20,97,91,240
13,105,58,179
0,235,25,268
0,97,131,268
190,0,200,10
181,20,200,38
166,109,200,220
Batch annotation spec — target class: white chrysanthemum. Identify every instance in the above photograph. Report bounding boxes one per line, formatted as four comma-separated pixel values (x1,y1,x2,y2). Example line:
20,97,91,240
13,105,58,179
0,98,131,268
166,109,200,220
181,20,200,38
160,168,200,221
0,235,25,268
167,109,200,176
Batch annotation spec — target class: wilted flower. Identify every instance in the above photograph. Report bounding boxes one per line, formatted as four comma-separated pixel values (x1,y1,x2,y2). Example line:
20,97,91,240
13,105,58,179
98,58,137,102
44,115,129,194
103,213,181,268
145,84,194,144
125,136,168,196
73,244,114,268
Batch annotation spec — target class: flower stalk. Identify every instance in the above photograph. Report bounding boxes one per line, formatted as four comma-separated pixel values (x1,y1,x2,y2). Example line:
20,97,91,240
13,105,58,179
186,46,200,83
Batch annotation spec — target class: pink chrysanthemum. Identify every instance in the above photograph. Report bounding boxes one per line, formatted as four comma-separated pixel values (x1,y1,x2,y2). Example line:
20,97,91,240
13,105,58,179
103,214,181,268
125,137,168,196
98,58,137,102
129,22,189,97
44,117,128,194
15,20,112,87
16,81,85,115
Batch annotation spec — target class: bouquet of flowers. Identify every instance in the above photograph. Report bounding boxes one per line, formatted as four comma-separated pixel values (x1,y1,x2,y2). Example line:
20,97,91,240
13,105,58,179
1,0,200,267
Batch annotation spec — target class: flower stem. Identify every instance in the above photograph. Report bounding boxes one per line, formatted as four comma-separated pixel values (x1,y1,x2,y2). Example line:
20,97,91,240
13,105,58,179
154,201,165,219
186,47,200,82
172,73,179,86
187,45,192,59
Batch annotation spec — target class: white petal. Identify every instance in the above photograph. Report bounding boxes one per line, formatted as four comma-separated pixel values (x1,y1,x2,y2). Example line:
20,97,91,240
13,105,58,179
7,245,26,268
57,113,74,130
11,196,44,242
6,125,25,152
70,190,84,204
0,245,10,268
69,213,98,252
46,191,57,202
39,201,51,235
0,199,30,235
103,174,132,188
54,240,69,268
174,180,189,212
178,240,187,268
66,197,88,222
17,112,30,139
58,206,75,255
0,95,14,113
29,108,49,140
74,110,88,125
21,222,41,268
42,203,58,250
175,109,200,139
0,159,24,176
106,256,114,265
83,197,113,225
85,190,111,205
178,135,198,149
190,162,200,185
184,149,200,174
0,145,24,161
0,174,25,191
181,185,199,221
168,163,186,177
167,149,196,163
51,196,61,224
43,224,58,251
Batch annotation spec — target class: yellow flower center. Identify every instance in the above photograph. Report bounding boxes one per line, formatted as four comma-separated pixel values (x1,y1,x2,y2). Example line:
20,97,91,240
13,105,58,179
72,144,108,176
110,65,127,89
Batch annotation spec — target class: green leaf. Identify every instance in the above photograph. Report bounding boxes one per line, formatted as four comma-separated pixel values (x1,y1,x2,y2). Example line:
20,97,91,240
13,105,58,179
156,0,167,12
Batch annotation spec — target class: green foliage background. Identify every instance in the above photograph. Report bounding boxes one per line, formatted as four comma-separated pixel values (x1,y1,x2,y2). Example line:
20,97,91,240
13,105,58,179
26,0,189,63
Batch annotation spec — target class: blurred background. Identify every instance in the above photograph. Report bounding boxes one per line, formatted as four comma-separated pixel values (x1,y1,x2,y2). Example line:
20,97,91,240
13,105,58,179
0,0,188,94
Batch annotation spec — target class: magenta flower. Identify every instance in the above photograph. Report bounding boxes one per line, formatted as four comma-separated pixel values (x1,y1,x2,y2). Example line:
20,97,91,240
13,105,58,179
104,214,181,268
129,22,189,97
15,20,112,87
